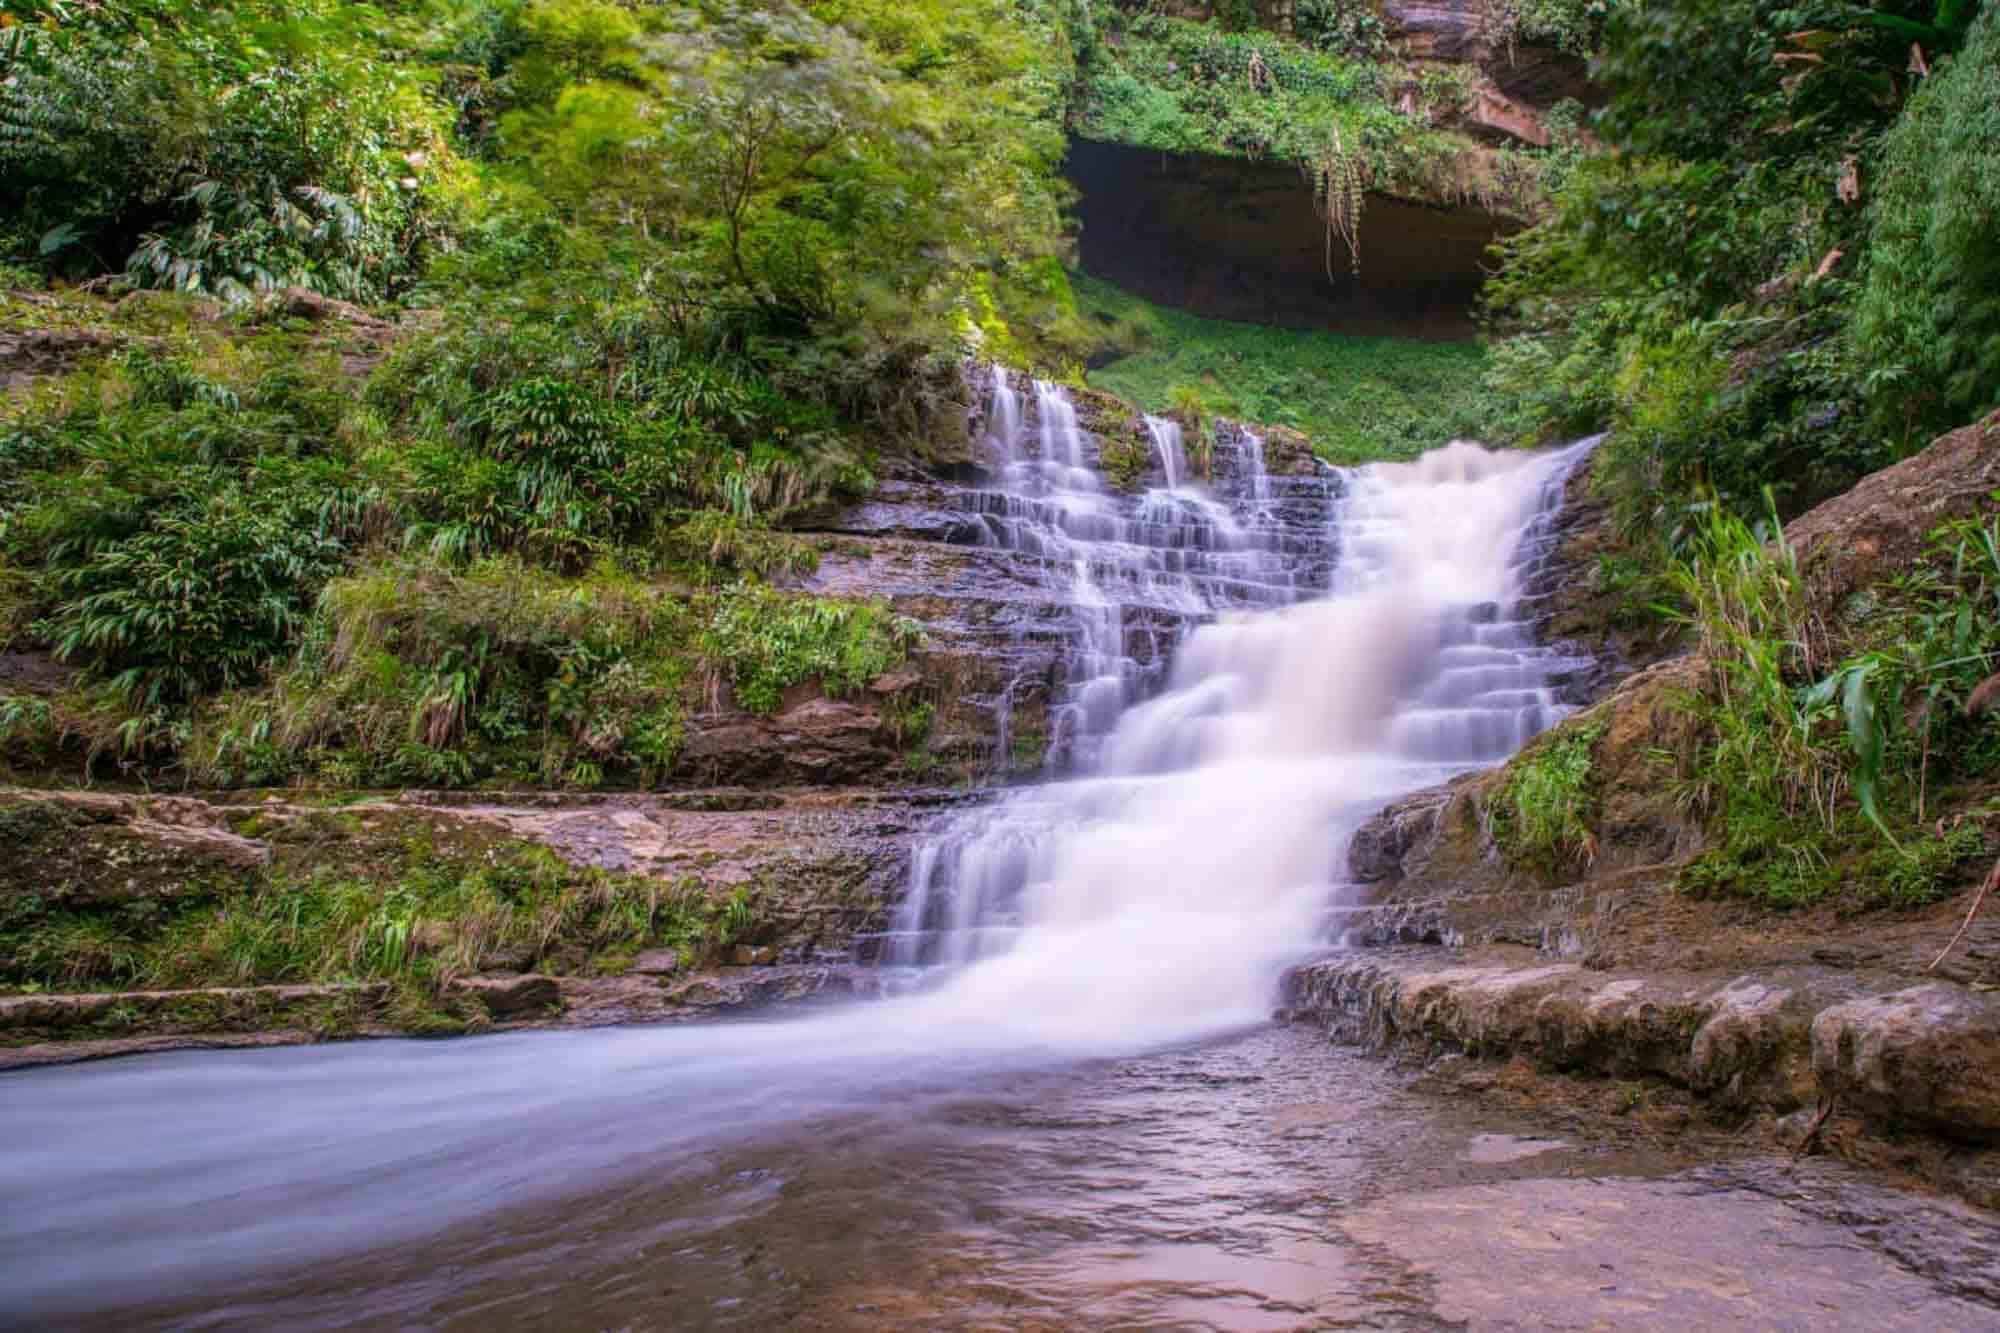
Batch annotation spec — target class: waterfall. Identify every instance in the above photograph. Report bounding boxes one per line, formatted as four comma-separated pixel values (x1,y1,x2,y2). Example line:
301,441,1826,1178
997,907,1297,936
1237,425,1272,505
1144,414,1188,489
986,363,1022,454
886,376,1594,1038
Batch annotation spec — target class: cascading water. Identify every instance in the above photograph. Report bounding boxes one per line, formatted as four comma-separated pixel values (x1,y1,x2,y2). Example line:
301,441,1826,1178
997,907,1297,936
884,377,1594,1037
1143,413,1188,490
1234,424,1277,512
952,372,1334,779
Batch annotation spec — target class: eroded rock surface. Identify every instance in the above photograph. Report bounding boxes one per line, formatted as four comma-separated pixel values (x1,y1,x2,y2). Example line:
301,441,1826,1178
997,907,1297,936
1788,405,2000,629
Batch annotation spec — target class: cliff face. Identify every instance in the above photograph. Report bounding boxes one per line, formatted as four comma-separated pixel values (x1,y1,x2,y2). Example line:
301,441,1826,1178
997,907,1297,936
1062,4,1595,338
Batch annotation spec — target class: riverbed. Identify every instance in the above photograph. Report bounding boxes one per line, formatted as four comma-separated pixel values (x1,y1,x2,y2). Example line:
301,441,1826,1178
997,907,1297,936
9,1021,1995,1330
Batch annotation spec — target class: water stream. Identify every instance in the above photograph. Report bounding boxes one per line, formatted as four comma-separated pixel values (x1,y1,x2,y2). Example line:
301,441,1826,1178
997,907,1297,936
2,386,1606,1322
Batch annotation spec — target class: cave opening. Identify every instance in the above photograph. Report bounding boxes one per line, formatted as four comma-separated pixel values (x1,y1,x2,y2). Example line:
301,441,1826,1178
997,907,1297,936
1066,139,1514,341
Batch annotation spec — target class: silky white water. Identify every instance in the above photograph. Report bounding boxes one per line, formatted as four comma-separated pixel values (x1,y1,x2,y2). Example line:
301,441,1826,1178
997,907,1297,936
896,404,1593,1045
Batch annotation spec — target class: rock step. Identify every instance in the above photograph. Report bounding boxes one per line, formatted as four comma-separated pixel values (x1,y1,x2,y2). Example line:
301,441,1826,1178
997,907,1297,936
1282,950,2000,1158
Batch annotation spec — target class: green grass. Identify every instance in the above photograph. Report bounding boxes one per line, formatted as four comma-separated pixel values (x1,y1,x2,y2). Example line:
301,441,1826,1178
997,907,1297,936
1,835,753,1002
1073,271,1509,465
1492,720,1606,873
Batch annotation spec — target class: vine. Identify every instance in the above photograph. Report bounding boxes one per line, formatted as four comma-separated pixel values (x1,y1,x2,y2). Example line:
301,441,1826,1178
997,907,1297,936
1307,123,1365,276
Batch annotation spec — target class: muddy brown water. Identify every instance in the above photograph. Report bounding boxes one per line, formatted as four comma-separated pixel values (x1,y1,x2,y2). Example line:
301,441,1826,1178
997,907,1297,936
18,1022,1997,1332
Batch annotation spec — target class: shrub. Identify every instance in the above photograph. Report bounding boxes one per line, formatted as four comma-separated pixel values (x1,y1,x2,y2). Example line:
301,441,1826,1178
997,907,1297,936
193,557,694,786
0,0,457,300
1854,7,2000,445
1492,720,1605,871
705,584,921,715
40,488,344,708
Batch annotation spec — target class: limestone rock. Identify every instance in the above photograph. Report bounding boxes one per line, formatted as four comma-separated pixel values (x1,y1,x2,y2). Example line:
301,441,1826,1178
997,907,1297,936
628,949,684,977
450,973,560,1017
1347,785,1455,883
1811,984,2000,1139
1786,407,2000,628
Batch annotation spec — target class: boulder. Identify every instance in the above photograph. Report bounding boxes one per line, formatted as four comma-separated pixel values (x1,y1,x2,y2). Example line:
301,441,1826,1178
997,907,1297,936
1811,984,2000,1140
1347,785,1455,883
628,949,684,977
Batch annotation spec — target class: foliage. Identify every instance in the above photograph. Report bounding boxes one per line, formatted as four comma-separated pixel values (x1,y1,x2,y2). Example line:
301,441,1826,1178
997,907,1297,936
1854,6,2000,440
1668,501,2000,906
1075,271,1509,464
1481,0,1997,544
705,583,921,715
1864,822,1988,907
1666,501,1851,905
38,487,345,709
1,831,757,1001
1492,720,1606,871
1293,0,1392,59
0,0,459,301
1069,8,1559,220
180,554,923,787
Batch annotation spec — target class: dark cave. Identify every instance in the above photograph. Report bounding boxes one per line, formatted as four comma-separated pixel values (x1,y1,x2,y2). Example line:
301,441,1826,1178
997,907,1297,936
1067,139,1515,341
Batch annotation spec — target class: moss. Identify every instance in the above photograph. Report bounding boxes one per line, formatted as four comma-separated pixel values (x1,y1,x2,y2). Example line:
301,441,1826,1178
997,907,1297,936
1677,817,1846,908
0,799,748,1019
1009,725,1049,773
1862,823,1991,908
1072,11,1554,218
1096,427,1153,491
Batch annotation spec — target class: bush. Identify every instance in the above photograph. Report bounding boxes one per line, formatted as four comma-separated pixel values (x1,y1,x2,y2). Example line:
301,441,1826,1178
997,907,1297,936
1492,721,1605,872
194,557,695,787
0,0,457,300
1855,8,2000,445
40,488,344,708
705,584,921,715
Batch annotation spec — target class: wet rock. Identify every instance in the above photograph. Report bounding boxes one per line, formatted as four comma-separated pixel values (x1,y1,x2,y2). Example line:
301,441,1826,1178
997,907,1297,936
731,945,779,967
0,327,122,392
1,789,271,905
450,973,560,1017
1291,949,2000,1149
0,983,385,1053
257,285,393,333
662,965,868,1011
677,698,896,786
867,668,923,695
1340,1166,1997,1330
1811,984,2000,1140
1347,785,1455,884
